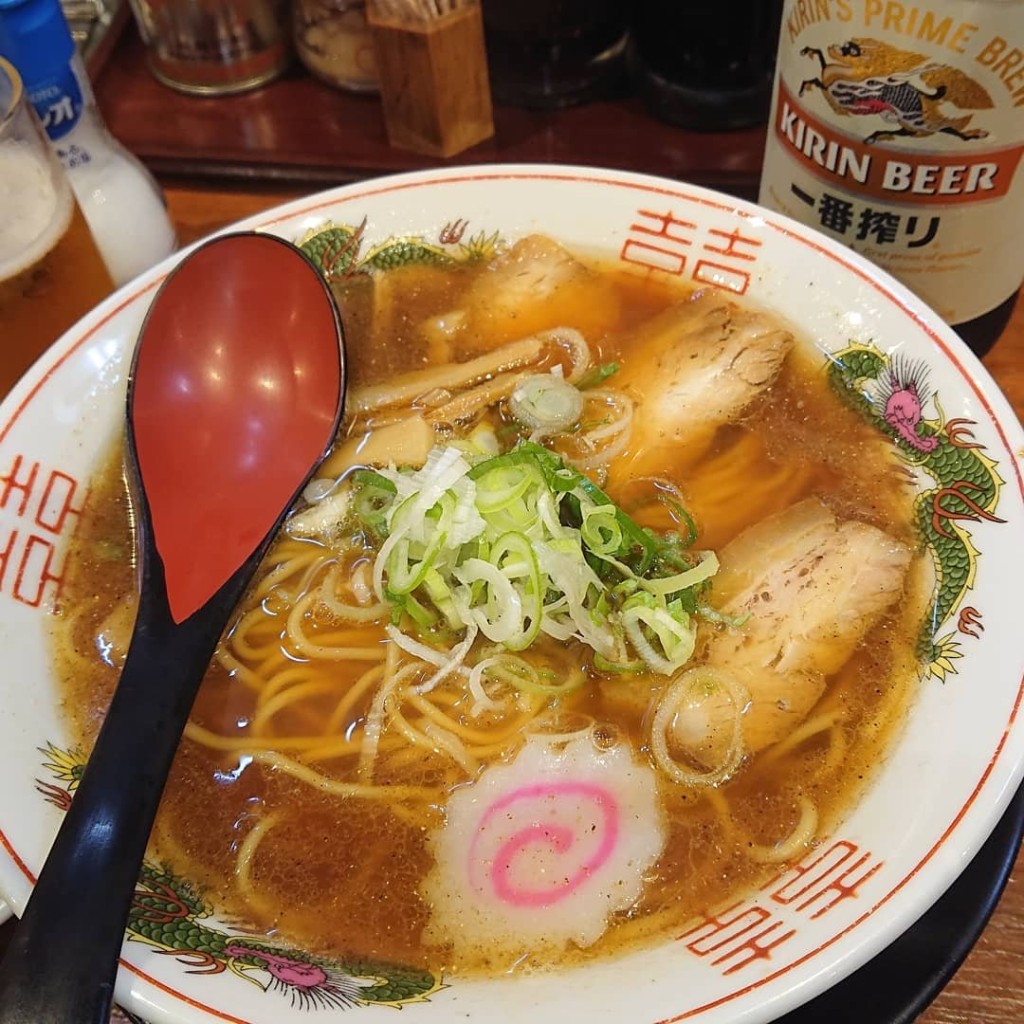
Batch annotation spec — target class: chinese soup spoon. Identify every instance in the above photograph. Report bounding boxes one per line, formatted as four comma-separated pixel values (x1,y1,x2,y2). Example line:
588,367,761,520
0,232,346,1023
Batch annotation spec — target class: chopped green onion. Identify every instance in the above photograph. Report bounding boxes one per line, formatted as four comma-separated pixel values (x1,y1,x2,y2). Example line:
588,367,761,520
481,655,585,697
340,439,720,676
508,373,584,434
640,551,720,598
574,361,620,390
580,505,624,556
621,592,698,675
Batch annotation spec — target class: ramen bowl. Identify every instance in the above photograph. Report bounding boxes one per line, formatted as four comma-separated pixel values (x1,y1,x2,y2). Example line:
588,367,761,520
0,166,1022,1024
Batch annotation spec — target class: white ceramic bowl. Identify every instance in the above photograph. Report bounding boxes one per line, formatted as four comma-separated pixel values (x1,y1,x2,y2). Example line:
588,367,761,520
1,166,1022,1024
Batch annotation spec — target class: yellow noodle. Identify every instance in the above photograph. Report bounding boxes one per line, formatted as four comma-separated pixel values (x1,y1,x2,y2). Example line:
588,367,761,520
58,634,115,679
422,722,478,775
745,796,819,864
249,749,433,802
420,686,464,708
255,664,329,710
462,735,528,759
234,811,283,912
696,457,802,505
214,648,267,694
228,606,285,661
248,646,295,674
809,682,846,716
251,679,349,737
758,710,844,767
185,721,336,753
685,434,810,522
702,786,735,836
304,734,407,765
692,433,763,482
233,620,287,661
283,589,319,644
285,590,386,662
301,625,388,648
287,637,385,663
59,603,126,676
286,736,365,761
404,692,535,746
380,743,441,771
692,460,813,546
388,801,443,829
389,704,456,759
290,552,333,593
821,725,848,776
313,570,390,625
325,664,385,735
251,548,324,602
375,734,453,771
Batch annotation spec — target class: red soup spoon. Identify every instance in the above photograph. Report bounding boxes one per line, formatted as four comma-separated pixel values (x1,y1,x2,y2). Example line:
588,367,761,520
0,231,346,1023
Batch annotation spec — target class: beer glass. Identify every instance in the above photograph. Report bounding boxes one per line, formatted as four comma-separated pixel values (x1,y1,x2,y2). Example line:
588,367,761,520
0,56,113,398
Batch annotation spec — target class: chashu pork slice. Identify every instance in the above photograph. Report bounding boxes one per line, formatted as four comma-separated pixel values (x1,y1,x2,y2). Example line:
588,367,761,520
670,499,912,767
454,235,621,351
611,290,793,479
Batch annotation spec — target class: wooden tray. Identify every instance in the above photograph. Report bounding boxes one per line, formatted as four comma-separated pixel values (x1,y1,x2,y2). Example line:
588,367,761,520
92,22,766,193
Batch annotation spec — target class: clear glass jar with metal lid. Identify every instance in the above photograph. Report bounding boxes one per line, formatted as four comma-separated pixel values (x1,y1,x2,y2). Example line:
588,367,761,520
293,0,378,92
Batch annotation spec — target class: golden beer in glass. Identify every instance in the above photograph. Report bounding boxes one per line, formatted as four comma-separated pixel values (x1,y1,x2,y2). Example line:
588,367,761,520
0,56,114,398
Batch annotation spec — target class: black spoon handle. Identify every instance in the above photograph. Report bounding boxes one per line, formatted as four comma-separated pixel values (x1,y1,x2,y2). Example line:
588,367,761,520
0,556,241,1024
0,232,345,1024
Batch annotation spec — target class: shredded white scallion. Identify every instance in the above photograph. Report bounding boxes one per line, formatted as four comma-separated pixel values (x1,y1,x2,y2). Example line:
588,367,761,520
411,623,478,696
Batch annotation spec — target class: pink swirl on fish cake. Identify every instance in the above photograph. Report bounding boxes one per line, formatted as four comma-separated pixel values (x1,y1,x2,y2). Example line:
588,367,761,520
468,781,619,908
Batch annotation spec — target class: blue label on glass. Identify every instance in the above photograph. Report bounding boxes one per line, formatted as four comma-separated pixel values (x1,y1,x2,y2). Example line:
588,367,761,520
26,62,83,142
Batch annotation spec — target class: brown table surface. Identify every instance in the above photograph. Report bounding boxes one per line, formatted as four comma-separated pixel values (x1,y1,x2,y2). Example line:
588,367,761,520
91,25,765,194
1,179,1022,1022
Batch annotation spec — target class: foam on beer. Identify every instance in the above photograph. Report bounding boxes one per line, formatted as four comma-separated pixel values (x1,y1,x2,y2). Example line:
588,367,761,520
0,140,73,282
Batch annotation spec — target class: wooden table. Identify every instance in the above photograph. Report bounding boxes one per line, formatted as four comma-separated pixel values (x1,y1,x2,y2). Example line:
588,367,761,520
162,180,1024,1024
0,179,1021,1022
91,25,765,195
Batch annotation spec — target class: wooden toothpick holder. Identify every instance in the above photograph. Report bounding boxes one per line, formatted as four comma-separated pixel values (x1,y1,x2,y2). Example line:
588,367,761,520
367,4,495,159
